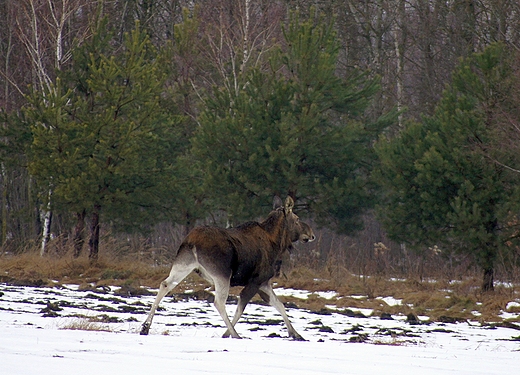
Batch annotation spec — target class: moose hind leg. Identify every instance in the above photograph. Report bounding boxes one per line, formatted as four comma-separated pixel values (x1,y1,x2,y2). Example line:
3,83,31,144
258,283,305,341
213,277,241,339
140,248,196,335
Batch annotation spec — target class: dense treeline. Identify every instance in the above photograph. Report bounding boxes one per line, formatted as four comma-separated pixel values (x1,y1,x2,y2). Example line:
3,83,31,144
1,1,520,290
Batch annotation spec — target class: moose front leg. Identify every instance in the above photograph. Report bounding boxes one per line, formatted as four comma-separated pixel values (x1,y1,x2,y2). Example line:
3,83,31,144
258,283,305,341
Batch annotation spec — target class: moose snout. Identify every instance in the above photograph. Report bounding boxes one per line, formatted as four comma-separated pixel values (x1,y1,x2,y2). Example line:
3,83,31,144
301,234,316,243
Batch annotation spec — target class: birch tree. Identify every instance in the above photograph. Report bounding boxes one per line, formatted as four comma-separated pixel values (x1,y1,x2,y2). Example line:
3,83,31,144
197,0,284,95
11,0,93,254
26,21,183,260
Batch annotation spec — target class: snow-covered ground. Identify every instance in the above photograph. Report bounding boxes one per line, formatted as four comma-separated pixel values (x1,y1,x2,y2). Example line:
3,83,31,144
1,283,519,374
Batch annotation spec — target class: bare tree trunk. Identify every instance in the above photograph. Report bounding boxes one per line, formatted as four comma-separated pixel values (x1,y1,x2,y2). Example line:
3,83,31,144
481,220,498,292
88,204,101,262
1,4,13,247
1,164,7,246
482,266,494,292
393,0,406,128
240,0,251,75
73,209,86,257
39,189,52,256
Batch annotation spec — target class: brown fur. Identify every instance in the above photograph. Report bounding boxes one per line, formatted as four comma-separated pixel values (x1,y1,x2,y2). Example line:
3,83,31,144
140,196,314,340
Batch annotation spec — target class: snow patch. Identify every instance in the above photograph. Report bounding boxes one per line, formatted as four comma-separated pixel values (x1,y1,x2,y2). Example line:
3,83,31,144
0,283,519,375
506,301,520,310
377,296,403,306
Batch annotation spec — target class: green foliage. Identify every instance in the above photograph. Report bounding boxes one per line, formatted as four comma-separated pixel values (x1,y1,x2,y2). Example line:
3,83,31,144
25,21,185,232
0,110,31,168
193,11,395,231
158,9,210,227
0,111,38,245
376,43,520,288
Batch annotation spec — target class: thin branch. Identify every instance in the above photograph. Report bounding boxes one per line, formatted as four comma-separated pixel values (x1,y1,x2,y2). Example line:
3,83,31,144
483,153,520,174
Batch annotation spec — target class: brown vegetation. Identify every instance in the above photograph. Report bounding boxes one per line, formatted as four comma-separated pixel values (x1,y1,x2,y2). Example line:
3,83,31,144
59,318,112,332
1,232,519,325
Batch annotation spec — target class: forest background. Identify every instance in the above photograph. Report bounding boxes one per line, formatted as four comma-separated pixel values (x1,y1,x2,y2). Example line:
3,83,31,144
1,0,520,300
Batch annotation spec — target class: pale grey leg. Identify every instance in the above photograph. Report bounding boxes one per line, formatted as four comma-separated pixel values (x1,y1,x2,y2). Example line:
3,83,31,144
140,250,195,335
222,284,259,338
258,283,305,341
213,278,241,339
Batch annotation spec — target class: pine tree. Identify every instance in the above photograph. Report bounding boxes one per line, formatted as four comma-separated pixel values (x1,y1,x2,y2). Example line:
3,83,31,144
26,21,184,260
192,11,395,231
376,43,520,291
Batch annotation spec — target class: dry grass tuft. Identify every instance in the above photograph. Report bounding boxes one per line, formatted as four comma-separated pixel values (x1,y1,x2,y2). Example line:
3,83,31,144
59,318,111,332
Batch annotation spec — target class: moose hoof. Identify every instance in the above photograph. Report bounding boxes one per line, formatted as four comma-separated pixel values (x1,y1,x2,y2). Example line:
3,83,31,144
222,332,242,339
223,334,242,339
140,323,150,336
290,333,306,341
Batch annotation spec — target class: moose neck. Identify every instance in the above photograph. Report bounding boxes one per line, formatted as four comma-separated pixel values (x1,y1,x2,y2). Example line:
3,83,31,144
260,209,291,252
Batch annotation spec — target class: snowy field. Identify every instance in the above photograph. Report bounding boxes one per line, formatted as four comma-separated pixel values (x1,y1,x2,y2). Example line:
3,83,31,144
1,282,519,374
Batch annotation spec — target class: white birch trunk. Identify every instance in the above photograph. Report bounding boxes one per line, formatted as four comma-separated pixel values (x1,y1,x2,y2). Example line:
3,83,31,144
40,189,52,256
15,1,84,254
393,0,405,128
1,163,7,246
241,0,251,74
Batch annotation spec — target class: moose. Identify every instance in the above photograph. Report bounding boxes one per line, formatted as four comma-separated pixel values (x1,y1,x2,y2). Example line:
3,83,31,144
140,196,315,340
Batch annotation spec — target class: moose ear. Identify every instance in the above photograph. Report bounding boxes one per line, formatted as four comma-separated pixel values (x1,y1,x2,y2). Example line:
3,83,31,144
273,196,283,209
284,196,294,212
